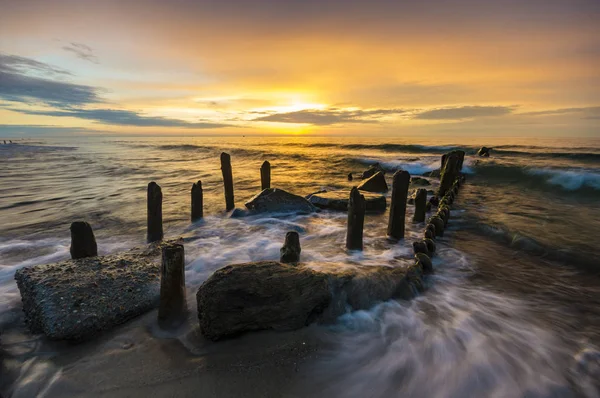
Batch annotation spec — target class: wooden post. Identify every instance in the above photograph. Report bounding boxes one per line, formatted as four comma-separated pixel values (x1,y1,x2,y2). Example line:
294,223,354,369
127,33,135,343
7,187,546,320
346,187,365,250
387,170,411,240
158,243,187,328
70,221,97,259
147,182,163,243
438,153,460,197
260,160,271,191
280,231,301,263
220,152,235,211
191,180,203,222
429,216,445,237
413,188,427,223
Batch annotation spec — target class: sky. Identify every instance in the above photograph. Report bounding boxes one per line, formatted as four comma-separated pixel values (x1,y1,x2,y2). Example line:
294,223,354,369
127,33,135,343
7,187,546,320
0,0,599,137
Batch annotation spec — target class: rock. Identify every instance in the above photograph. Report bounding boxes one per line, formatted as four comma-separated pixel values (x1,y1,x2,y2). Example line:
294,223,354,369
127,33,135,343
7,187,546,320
422,169,441,178
245,188,316,215
70,221,97,259
196,261,422,340
14,244,169,340
347,173,353,181
357,171,388,192
307,190,386,212
229,208,251,218
410,177,431,186
280,232,301,263
361,163,385,179
477,146,491,157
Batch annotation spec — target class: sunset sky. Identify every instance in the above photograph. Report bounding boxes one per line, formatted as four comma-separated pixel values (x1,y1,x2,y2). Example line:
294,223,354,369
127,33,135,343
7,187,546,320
0,0,599,136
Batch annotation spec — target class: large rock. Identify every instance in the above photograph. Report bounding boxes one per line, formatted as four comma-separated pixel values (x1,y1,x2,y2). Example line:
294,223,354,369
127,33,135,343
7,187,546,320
14,244,169,340
361,163,385,179
307,190,386,212
357,171,388,192
410,177,431,186
245,188,316,214
422,169,441,178
477,146,491,157
197,261,422,340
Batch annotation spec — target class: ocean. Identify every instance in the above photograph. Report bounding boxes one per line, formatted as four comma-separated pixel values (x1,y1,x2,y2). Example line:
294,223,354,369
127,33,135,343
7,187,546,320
1,135,599,397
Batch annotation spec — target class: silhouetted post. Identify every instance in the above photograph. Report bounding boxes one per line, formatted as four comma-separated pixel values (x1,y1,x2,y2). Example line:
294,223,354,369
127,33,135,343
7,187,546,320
70,221,98,259
387,170,411,240
346,187,365,251
158,244,187,328
260,160,271,190
413,188,427,223
415,252,433,274
147,182,163,243
191,180,203,222
280,231,301,263
221,152,235,211
429,216,445,237
438,153,460,197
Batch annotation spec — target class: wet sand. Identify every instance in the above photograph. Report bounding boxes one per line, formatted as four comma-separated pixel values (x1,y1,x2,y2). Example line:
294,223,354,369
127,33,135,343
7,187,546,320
2,305,330,398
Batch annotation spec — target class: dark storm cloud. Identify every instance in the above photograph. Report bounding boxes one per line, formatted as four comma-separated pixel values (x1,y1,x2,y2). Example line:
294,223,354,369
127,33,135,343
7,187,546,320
253,108,409,125
62,42,99,64
11,107,229,128
413,106,515,120
0,53,101,107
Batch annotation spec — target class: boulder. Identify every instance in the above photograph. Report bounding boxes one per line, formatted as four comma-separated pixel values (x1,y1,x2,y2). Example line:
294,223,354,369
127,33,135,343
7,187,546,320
357,171,388,192
477,146,491,157
422,169,441,178
14,244,168,340
361,163,385,179
410,177,431,186
197,261,422,340
245,188,316,215
307,190,386,212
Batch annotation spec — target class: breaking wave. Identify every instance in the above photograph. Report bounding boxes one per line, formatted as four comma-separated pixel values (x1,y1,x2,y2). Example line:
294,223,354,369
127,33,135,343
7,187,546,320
471,162,600,193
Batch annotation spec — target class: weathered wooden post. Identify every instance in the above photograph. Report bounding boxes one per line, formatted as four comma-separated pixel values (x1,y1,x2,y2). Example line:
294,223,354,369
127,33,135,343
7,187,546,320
387,170,411,240
191,180,203,222
438,153,460,197
280,231,301,263
429,216,445,237
147,182,163,243
70,221,97,259
158,243,187,328
413,188,427,223
260,160,271,191
346,187,366,250
220,152,235,211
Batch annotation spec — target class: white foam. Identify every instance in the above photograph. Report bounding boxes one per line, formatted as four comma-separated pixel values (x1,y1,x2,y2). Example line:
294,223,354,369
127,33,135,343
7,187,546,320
527,168,600,191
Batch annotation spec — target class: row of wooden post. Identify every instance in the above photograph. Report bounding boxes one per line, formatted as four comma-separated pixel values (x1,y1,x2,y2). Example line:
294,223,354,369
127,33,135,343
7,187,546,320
68,150,464,330
147,153,271,243
346,150,465,251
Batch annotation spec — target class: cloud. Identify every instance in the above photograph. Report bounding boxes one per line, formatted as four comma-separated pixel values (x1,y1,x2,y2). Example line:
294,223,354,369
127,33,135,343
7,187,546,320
253,107,408,125
0,53,72,76
517,106,600,117
0,53,101,107
62,42,99,64
413,105,515,120
0,124,93,136
10,107,229,128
